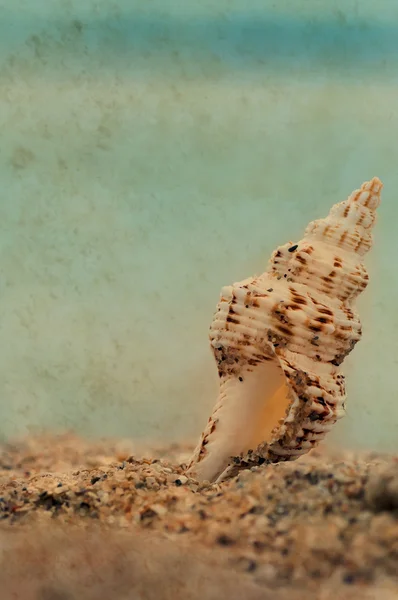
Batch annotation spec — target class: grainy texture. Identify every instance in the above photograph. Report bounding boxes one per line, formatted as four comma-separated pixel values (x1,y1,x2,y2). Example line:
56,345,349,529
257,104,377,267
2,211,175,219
0,434,397,600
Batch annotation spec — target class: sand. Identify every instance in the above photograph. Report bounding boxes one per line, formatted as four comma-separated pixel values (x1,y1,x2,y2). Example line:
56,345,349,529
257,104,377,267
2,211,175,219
0,433,397,600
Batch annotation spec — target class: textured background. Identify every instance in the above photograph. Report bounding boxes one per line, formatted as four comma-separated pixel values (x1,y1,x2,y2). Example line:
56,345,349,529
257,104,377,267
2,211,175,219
0,0,396,450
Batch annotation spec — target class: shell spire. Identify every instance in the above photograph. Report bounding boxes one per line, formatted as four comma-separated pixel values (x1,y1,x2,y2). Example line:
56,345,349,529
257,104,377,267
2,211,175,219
187,178,382,483
305,176,381,258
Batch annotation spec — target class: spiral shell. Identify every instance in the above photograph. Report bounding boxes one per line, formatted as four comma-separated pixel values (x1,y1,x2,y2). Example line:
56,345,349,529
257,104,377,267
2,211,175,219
187,177,382,483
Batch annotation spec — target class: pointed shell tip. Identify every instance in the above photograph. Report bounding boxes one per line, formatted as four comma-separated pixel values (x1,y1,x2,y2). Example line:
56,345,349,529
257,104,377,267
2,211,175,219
364,176,383,193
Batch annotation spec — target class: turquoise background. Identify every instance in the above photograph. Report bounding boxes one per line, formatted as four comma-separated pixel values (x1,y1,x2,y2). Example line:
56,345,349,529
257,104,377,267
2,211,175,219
0,0,396,451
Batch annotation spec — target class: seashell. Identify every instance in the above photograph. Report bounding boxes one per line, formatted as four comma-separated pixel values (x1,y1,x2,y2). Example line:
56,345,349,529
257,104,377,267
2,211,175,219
187,178,382,483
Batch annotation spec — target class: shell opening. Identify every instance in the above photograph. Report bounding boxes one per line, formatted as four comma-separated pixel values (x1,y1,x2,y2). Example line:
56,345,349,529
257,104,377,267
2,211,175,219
247,359,291,449
192,354,291,482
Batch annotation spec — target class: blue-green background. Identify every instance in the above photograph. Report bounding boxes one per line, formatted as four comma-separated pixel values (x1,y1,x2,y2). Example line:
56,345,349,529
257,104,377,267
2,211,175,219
0,0,396,451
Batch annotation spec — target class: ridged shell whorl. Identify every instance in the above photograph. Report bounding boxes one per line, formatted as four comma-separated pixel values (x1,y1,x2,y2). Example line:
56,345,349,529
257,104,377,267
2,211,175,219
187,178,382,483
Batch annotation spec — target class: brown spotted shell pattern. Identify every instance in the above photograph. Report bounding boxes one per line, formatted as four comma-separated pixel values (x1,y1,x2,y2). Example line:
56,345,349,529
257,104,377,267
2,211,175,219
187,178,382,483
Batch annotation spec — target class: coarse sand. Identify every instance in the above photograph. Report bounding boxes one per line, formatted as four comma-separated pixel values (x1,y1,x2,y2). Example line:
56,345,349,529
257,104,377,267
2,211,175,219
0,433,397,600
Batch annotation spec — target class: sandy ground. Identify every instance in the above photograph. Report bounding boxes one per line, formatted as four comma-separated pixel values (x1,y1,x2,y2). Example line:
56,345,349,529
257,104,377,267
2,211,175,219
0,433,397,600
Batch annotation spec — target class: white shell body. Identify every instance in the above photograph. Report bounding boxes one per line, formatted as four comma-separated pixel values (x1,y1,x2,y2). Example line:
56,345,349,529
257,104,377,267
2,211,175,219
187,178,382,483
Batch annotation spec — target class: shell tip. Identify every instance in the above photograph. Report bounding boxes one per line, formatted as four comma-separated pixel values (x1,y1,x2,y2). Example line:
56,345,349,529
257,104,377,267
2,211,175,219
349,177,383,210
363,176,383,193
